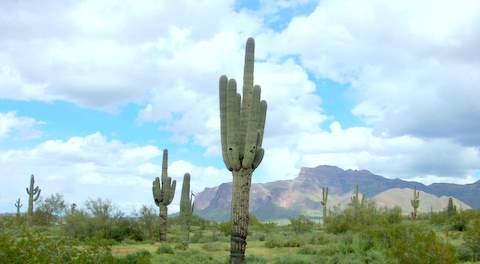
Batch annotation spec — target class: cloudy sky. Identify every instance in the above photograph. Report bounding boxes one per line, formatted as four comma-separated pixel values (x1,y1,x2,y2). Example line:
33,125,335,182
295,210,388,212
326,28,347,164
1,0,479,213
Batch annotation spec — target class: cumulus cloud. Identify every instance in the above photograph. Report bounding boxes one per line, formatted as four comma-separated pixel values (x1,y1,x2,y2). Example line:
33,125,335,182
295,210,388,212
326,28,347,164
1,0,479,196
0,111,43,140
269,0,480,146
0,132,228,213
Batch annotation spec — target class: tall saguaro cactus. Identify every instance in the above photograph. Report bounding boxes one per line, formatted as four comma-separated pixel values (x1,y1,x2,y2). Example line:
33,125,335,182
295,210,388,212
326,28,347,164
26,174,41,225
180,173,195,247
320,187,328,224
219,37,267,264
411,187,420,220
14,198,22,217
152,149,176,241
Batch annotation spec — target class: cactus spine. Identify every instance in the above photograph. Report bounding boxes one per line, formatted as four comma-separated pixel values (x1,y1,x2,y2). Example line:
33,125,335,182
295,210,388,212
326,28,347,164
15,198,22,217
26,174,41,225
320,187,328,224
219,37,267,264
410,187,420,220
180,173,195,247
152,149,176,241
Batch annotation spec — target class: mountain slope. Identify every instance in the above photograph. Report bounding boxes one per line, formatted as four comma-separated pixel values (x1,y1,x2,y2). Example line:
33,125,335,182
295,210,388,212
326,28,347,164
372,188,471,214
195,165,478,221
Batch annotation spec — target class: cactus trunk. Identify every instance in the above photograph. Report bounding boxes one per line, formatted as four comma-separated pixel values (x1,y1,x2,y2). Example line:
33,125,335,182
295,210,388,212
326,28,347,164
180,173,194,247
219,37,267,264
159,204,168,241
230,169,252,263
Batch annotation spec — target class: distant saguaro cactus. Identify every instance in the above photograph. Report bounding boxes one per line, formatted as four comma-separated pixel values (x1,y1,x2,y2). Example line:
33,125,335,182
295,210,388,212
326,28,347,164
152,149,176,241
26,174,41,225
351,184,360,207
219,37,267,264
320,187,328,224
410,187,420,220
447,197,457,216
180,173,195,247
14,198,22,217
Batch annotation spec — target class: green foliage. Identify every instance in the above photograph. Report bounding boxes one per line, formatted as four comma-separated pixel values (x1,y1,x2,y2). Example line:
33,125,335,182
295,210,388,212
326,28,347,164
154,249,222,264
156,244,174,254
462,218,480,261
0,230,113,263
288,215,314,234
201,242,227,252
366,222,456,264
245,255,267,264
114,250,151,264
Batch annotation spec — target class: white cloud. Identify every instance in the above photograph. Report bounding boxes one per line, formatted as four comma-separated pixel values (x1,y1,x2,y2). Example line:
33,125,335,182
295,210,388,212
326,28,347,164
0,132,228,213
0,112,43,140
269,0,480,146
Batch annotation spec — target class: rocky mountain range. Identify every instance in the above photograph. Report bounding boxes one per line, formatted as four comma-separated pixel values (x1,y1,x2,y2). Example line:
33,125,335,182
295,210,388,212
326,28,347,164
194,165,479,221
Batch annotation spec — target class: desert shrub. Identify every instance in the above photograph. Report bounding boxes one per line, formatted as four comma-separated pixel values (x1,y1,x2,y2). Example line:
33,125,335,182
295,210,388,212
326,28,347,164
0,230,113,263
190,230,204,243
154,249,222,264
367,222,456,264
156,244,174,254
449,213,468,231
201,242,227,252
218,221,231,236
455,243,475,262
264,234,306,248
273,255,311,264
114,250,151,264
245,255,267,264
463,218,480,261
297,245,318,255
288,215,314,233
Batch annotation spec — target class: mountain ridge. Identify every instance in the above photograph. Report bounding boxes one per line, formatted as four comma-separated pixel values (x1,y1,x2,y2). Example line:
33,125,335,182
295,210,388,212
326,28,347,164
195,165,479,221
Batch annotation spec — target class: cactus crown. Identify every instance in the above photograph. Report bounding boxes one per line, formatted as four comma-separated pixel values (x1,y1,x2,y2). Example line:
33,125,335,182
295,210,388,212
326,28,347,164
410,187,420,209
26,174,41,201
219,38,267,172
152,149,176,206
321,187,328,206
180,173,194,216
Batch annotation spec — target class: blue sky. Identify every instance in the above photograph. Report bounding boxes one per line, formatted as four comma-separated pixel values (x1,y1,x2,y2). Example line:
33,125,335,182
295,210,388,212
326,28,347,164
1,0,479,213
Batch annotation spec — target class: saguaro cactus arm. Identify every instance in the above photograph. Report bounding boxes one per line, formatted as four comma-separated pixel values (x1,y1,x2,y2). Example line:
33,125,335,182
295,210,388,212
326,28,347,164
219,39,267,172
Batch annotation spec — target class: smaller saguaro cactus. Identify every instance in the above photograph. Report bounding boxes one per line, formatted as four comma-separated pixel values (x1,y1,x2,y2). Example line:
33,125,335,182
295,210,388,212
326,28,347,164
320,187,328,223
180,173,195,247
26,174,41,225
152,149,176,241
14,198,22,217
447,197,457,216
410,187,420,220
351,184,360,207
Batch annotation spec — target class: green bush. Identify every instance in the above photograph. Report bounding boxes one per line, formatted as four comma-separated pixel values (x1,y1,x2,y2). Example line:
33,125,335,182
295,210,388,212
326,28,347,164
0,230,113,263
114,250,151,264
245,255,267,264
156,244,174,254
154,249,222,264
463,218,480,261
297,245,318,255
288,215,314,234
201,242,227,252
